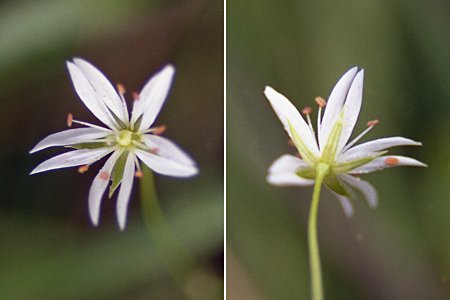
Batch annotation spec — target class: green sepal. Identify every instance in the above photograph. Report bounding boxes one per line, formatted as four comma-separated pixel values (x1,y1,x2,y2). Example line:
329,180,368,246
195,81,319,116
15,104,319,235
107,106,127,129
333,151,387,174
132,115,143,131
296,167,316,179
324,174,351,197
68,142,110,149
109,150,129,198
321,111,343,163
288,120,316,166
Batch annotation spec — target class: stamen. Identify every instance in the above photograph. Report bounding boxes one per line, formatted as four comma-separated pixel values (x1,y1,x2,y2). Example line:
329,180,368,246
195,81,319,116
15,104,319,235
132,92,140,101
99,171,110,180
317,106,322,139
315,96,327,108
78,164,89,173
366,119,379,127
70,119,111,132
117,83,126,95
384,157,399,165
302,106,315,136
302,106,312,115
115,83,129,126
149,148,159,154
67,113,73,127
132,154,144,178
341,119,379,152
152,125,166,136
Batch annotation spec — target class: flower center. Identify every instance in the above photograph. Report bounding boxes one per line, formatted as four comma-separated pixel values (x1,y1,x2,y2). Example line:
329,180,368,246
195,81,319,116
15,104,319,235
116,130,134,147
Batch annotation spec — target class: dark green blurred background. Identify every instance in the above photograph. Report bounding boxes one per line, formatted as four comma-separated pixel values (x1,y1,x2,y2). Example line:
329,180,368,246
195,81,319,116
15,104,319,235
0,0,223,299
227,0,449,299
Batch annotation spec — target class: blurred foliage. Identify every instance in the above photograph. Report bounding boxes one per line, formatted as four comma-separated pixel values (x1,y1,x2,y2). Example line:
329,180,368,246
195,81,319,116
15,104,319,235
227,0,449,299
0,0,223,299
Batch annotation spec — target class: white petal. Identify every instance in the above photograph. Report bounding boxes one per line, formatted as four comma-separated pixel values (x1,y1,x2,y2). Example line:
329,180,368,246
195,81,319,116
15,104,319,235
116,152,136,230
131,65,175,130
30,148,112,175
339,174,378,208
268,154,308,173
143,135,197,167
319,67,358,150
267,154,314,187
135,148,198,177
349,155,427,174
264,86,319,156
72,58,127,121
331,193,354,217
339,137,422,162
67,62,119,130
30,128,110,154
267,173,315,187
88,150,122,226
338,69,364,152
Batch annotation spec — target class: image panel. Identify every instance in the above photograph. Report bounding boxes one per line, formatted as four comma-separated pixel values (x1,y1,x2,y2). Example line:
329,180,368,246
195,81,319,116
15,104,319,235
0,0,224,299
226,1,449,299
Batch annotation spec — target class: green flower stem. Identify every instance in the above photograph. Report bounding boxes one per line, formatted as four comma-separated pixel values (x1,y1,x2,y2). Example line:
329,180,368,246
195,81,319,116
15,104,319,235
308,163,329,300
140,166,195,294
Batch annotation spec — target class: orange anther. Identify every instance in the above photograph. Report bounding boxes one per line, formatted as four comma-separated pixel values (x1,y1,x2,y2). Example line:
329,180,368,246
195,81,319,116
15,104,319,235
302,106,312,115
67,113,73,127
149,148,159,154
132,92,140,100
384,157,399,165
99,171,110,180
78,165,89,173
367,119,379,127
152,124,166,135
315,96,327,108
134,170,144,178
117,83,126,95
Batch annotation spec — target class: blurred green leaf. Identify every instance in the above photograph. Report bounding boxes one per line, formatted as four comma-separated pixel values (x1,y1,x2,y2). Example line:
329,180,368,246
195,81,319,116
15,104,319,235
0,182,222,299
0,0,151,71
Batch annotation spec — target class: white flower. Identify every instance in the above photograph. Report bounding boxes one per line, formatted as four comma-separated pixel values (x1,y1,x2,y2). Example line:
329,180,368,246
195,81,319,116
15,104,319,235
30,58,198,229
265,67,426,216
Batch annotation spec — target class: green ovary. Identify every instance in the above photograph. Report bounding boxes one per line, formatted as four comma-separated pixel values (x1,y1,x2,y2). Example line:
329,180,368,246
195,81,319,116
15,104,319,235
116,130,134,147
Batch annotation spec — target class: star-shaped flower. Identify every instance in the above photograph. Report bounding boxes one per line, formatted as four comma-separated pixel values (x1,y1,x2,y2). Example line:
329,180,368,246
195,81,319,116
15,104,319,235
30,58,198,229
265,67,426,216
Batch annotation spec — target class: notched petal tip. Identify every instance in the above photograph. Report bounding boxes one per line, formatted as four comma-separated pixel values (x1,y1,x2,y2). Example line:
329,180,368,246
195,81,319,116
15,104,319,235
332,194,354,217
29,147,39,154
66,60,74,68
263,86,276,99
155,64,176,82
187,167,200,177
90,215,99,227
72,57,91,66
163,63,176,73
